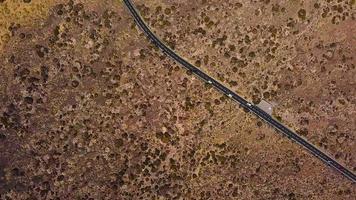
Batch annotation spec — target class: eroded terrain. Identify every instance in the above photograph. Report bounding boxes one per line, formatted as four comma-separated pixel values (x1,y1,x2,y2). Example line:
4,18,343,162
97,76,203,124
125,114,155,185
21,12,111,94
0,0,355,199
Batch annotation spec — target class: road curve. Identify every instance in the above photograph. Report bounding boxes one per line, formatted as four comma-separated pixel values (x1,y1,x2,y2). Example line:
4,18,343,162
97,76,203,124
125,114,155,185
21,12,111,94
123,0,356,183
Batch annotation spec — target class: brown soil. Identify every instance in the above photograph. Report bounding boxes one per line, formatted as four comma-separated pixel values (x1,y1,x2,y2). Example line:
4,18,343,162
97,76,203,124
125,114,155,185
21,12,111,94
0,0,355,199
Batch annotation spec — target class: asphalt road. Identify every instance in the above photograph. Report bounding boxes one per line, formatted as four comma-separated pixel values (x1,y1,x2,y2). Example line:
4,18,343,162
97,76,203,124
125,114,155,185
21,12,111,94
123,0,356,183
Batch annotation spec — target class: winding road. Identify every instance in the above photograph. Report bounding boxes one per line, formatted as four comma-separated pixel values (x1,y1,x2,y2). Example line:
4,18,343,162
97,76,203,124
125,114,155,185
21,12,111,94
123,0,356,183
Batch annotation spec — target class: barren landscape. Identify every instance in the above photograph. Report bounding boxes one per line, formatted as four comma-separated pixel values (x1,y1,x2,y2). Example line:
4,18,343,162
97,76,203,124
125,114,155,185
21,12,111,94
0,0,355,199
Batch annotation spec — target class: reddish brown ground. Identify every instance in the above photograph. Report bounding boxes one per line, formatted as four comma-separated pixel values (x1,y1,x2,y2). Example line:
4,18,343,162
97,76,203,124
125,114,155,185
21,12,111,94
0,0,355,199
135,0,356,171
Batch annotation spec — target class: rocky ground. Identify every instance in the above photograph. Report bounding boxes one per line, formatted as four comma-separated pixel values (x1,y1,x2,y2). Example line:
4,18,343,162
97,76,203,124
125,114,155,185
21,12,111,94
0,0,355,199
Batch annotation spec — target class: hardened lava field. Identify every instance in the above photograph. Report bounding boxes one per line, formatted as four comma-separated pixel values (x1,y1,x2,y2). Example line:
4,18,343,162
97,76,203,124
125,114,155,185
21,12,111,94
0,0,355,199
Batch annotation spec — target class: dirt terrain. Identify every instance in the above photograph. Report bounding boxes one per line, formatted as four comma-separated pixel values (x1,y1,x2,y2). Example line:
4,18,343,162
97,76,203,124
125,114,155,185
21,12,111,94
135,0,356,172
0,0,355,199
